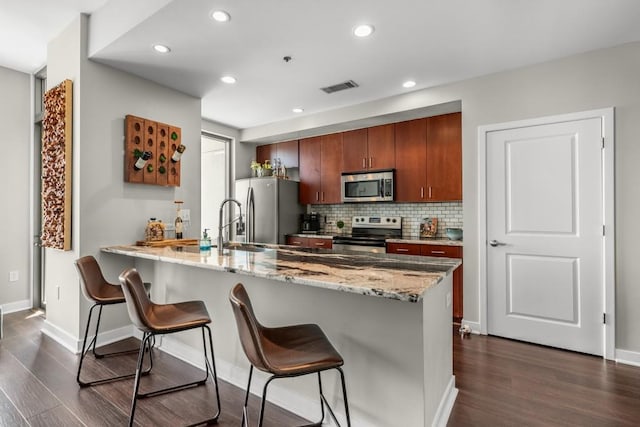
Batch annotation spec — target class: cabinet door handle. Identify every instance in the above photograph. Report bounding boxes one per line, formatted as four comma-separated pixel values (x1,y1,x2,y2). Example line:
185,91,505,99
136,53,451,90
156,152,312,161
321,191,325,201
431,250,446,255
292,241,302,245
420,187,424,198
362,158,366,169
316,192,319,201
428,187,432,198
314,242,325,246
397,248,409,252
369,157,372,168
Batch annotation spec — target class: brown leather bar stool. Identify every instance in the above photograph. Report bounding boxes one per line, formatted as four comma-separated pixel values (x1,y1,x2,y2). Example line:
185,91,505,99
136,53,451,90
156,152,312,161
229,283,351,427
75,255,152,387
119,268,221,427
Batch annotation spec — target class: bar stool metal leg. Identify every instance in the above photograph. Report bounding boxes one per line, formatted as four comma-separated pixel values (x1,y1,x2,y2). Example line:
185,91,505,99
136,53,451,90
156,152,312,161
77,303,150,387
128,326,221,426
249,368,351,427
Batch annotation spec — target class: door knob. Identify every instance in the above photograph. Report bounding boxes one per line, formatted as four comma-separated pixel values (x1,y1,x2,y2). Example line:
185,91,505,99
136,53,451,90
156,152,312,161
489,240,507,247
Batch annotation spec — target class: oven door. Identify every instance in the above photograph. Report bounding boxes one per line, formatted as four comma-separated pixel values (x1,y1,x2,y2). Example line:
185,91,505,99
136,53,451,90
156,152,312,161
333,238,386,253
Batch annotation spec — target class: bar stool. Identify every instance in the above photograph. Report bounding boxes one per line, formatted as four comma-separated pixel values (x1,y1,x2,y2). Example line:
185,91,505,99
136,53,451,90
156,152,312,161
119,268,221,427
75,255,152,387
229,283,351,427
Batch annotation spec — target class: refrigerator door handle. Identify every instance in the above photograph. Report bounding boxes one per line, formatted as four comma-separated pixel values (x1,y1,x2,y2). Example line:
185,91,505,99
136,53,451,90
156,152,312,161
247,186,255,242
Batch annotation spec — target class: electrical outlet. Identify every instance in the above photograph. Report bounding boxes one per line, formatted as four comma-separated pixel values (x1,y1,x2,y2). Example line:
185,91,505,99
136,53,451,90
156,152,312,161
446,291,452,308
180,209,190,222
9,271,18,282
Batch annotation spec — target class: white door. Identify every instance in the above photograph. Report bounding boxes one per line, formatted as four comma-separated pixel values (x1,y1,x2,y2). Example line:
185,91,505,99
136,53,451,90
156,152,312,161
486,117,604,355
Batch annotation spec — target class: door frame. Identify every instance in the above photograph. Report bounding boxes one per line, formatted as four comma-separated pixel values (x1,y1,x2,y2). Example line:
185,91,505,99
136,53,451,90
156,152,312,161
477,108,615,359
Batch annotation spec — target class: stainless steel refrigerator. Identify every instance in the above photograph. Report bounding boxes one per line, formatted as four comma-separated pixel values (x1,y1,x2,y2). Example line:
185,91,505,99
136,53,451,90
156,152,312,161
234,177,304,244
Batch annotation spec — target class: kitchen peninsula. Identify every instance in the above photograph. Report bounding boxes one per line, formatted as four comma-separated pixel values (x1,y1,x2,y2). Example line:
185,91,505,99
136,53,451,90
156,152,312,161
102,244,460,427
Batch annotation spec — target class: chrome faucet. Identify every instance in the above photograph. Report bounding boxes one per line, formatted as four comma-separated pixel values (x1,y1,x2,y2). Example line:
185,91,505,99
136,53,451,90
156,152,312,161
218,198,244,251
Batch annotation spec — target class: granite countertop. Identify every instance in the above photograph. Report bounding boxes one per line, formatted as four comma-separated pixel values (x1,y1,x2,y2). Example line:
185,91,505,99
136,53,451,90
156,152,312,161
102,244,460,303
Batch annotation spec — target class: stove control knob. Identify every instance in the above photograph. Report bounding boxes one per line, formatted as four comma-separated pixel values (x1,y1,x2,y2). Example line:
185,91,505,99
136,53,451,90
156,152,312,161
392,218,397,223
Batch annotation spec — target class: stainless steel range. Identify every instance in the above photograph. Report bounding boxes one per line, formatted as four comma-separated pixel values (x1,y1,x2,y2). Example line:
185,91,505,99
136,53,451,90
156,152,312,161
333,216,402,253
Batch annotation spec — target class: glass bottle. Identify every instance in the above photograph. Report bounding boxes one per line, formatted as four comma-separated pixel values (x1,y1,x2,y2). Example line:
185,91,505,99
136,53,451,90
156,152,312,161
134,151,152,170
171,144,186,162
174,201,184,239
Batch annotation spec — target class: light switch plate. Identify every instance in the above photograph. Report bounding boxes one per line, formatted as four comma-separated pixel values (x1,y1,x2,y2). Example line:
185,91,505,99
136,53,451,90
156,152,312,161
9,271,18,282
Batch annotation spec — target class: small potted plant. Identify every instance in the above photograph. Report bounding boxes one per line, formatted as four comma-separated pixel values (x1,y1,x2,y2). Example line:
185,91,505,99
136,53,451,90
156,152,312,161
250,160,262,177
336,220,345,235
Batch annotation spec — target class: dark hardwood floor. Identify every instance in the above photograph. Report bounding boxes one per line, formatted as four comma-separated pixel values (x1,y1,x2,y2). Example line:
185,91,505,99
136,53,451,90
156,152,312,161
1,310,640,426
448,329,640,427
0,309,307,426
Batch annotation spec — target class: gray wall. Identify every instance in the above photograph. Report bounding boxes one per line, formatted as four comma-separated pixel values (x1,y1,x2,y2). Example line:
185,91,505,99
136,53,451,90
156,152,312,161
44,15,202,341
242,41,640,354
0,65,31,308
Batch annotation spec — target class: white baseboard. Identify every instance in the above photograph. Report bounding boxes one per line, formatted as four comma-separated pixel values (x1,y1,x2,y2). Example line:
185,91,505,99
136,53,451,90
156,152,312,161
41,321,134,354
1,299,32,314
615,349,640,367
157,335,374,427
432,376,458,427
460,319,482,335
41,319,80,353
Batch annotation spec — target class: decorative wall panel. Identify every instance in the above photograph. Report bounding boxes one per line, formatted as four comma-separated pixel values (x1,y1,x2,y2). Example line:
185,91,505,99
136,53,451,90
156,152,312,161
41,79,73,251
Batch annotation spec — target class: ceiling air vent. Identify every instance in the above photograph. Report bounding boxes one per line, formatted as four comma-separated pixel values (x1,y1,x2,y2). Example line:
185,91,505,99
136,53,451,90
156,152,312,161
321,80,359,94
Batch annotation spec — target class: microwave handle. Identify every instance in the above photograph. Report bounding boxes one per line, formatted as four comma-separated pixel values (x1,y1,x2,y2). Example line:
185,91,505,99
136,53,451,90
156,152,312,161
380,179,384,197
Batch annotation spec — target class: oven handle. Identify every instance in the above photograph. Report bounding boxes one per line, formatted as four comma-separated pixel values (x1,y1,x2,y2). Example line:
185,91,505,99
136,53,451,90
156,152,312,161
333,239,386,247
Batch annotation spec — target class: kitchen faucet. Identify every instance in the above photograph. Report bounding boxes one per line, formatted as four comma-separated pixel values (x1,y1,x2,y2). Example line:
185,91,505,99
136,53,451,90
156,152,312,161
218,198,244,251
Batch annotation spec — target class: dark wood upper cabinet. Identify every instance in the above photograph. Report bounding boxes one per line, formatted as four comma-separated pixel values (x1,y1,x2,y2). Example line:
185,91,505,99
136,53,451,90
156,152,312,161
277,140,299,168
426,113,462,201
342,128,368,172
394,118,427,202
394,113,462,202
342,125,395,172
256,140,299,168
256,143,276,165
320,133,343,203
299,137,322,204
298,134,343,204
366,124,395,171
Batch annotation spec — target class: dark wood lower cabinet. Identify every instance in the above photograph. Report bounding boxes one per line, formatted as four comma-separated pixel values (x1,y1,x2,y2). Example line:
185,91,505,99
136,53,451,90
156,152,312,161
286,236,333,249
387,242,463,322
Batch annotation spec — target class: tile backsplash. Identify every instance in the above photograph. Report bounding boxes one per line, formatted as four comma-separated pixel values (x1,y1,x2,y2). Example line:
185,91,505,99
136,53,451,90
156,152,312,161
310,201,463,239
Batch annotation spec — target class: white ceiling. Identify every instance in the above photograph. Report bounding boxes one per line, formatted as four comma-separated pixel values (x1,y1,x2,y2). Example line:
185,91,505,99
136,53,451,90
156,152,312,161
3,0,640,131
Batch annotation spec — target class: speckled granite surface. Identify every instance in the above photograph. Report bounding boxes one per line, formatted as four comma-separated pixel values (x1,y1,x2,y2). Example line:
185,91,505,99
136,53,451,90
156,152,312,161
102,244,460,303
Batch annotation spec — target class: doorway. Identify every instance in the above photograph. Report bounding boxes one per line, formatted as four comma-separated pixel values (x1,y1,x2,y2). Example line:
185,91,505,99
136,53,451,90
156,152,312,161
201,132,229,235
31,70,46,310
478,108,615,359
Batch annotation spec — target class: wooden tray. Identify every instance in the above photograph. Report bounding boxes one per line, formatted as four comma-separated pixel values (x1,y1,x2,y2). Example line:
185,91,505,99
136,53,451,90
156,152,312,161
136,239,199,247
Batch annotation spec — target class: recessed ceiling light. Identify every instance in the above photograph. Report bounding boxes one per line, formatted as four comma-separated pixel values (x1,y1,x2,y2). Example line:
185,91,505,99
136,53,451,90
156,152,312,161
211,10,230,22
221,75,237,84
292,108,304,113
153,44,171,54
353,24,375,38
403,80,416,88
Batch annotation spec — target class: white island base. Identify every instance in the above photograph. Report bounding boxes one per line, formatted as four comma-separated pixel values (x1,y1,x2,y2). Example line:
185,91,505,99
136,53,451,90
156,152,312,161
103,246,457,427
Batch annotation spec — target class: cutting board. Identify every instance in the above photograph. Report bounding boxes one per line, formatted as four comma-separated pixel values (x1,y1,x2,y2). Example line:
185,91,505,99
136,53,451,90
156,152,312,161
135,238,199,247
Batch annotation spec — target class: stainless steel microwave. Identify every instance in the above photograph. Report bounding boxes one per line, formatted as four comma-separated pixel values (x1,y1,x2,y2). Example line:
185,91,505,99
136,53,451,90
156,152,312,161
341,170,394,203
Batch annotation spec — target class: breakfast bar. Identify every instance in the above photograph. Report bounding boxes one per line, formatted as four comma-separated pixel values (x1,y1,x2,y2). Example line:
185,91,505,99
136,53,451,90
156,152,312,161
102,244,460,427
